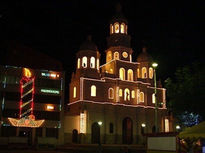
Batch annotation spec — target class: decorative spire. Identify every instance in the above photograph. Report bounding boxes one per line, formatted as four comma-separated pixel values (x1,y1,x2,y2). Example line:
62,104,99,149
116,3,122,13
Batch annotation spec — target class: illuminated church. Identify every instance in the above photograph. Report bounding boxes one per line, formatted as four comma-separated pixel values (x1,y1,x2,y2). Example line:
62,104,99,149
64,8,173,144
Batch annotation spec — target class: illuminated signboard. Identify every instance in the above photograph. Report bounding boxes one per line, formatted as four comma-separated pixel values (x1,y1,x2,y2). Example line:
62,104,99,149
41,72,60,79
41,89,60,94
80,112,86,133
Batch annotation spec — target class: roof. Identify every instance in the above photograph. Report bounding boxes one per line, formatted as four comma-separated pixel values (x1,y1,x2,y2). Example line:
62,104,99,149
137,47,153,63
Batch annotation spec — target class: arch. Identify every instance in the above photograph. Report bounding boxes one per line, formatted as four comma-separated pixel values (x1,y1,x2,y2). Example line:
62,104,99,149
91,85,96,97
124,88,130,101
73,86,76,98
114,22,120,33
131,90,135,98
139,92,144,102
127,69,133,81
119,89,123,97
142,67,147,78
82,56,87,68
122,117,133,144
119,68,125,80
72,129,78,143
106,51,112,63
90,57,95,68
91,122,100,144
114,52,119,60
120,23,125,33
77,58,80,69
149,67,153,79
108,88,114,99
152,93,155,104
110,24,113,34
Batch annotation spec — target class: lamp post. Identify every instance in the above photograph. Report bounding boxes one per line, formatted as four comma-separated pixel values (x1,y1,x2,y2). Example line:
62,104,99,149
152,62,158,133
98,121,102,153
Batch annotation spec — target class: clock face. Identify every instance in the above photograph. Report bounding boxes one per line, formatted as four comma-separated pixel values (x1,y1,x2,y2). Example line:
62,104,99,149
122,52,128,58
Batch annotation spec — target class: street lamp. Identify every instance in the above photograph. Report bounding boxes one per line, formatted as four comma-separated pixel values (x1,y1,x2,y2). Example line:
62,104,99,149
98,121,103,153
152,62,158,133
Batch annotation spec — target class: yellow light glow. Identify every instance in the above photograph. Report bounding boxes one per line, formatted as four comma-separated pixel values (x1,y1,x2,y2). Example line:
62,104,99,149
98,121,102,126
119,89,123,97
131,90,135,98
122,52,128,58
73,86,76,98
121,23,125,33
46,105,54,110
142,67,147,78
124,88,130,101
176,125,180,130
152,93,155,104
141,123,146,127
114,22,119,33
80,112,86,133
91,85,96,97
77,58,80,69
137,68,140,78
24,68,32,77
139,92,144,102
128,69,133,81
152,62,158,68
8,116,44,128
165,119,169,132
149,67,153,79
119,67,125,80
90,57,95,68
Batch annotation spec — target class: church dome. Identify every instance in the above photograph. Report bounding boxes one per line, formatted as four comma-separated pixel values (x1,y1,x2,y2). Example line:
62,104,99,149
79,35,98,51
137,47,153,62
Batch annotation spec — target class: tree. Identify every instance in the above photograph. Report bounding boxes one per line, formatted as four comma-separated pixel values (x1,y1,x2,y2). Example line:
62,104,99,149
165,62,205,126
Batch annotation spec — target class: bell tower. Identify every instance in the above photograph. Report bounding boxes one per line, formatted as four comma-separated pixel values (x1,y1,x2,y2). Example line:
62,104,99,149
106,3,132,63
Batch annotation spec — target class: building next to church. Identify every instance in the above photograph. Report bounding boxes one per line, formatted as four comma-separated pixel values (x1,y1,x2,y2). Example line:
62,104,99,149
0,44,65,146
64,9,173,144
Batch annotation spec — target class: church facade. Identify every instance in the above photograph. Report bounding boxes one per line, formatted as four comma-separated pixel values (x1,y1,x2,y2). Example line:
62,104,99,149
64,11,173,144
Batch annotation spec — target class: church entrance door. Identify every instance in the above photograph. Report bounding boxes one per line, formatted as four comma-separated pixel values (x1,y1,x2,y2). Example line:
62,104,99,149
91,122,100,144
122,117,133,144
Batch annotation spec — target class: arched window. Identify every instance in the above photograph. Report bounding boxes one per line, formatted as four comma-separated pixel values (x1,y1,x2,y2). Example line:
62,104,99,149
73,86,76,98
82,56,87,68
77,58,80,69
110,24,113,34
149,67,153,79
137,89,140,103
114,52,119,60
91,85,96,97
131,90,135,98
90,57,95,68
152,93,155,104
108,88,114,99
110,69,113,73
114,22,119,33
119,89,123,97
124,88,130,101
97,59,99,70
165,119,169,132
142,67,147,78
127,69,133,81
119,68,125,80
121,23,125,33
137,68,140,78
106,51,112,63
139,92,144,102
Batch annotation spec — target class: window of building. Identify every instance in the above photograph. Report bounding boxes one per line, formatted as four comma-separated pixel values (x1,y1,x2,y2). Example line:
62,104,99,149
124,88,130,101
130,54,132,62
91,85,96,97
97,59,99,70
108,88,114,99
114,22,119,33
127,69,133,81
132,90,135,98
119,68,125,80
77,58,80,69
109,123,114,133
152,93,155,104
165,119,169,132
73,87,76,98
110,24,113,34
139,92,144,102
137,68,140,78
119,89,123,97
90,57,95,68
137,89,140,103
142,67,147,78
82,56,87,68
106,51,112,63
149,67,153,79
122,52,128,58
114,52,119,60
121,23,125,33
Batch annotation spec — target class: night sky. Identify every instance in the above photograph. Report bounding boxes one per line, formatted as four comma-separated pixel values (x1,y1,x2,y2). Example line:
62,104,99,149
1,0,204,85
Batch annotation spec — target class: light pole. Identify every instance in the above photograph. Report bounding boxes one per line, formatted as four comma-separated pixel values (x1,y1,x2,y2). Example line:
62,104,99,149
98,121,102,153
152,62,158,133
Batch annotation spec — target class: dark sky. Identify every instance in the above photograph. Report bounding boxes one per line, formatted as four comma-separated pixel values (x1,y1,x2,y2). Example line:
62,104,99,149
1,0,204,83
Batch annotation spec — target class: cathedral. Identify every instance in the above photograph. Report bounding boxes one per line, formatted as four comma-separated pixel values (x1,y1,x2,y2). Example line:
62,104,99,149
64,9,173,144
